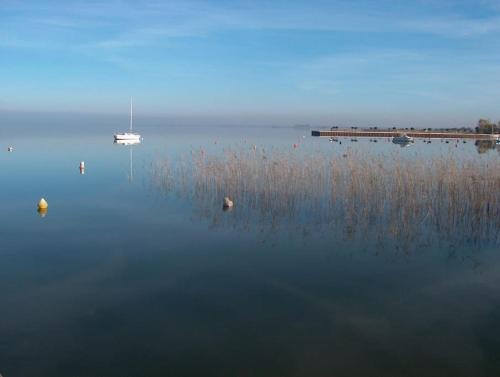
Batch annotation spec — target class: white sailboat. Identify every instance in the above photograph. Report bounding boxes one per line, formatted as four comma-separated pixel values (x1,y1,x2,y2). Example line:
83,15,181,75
114,98,141,141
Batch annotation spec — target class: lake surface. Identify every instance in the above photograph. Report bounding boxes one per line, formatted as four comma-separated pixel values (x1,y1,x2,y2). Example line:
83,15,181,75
0,121,499,377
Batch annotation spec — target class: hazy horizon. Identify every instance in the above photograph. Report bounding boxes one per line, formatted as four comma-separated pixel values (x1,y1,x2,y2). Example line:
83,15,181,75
0,108,491,129
2,0,500,126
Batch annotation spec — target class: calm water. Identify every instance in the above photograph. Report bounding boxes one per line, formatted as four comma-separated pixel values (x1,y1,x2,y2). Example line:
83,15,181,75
1,122,499,377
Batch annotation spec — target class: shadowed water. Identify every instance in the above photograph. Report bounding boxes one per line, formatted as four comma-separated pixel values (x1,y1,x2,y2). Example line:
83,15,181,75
0,121,499,377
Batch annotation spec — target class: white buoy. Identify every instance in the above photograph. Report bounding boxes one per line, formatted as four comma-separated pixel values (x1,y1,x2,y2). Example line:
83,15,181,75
223,197,234,208
7,146,14,152
80,161,85,169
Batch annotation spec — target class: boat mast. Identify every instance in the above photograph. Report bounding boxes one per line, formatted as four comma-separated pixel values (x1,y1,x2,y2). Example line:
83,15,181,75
130,97,133,132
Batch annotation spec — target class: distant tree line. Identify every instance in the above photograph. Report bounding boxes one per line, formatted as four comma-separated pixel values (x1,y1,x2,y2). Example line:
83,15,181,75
476,119,500,134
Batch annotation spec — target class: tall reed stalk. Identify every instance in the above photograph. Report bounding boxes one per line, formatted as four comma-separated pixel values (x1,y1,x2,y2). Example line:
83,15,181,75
151,145,500,250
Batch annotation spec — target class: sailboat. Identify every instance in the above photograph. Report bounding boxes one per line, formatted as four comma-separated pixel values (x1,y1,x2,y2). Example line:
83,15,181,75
114,98,141,141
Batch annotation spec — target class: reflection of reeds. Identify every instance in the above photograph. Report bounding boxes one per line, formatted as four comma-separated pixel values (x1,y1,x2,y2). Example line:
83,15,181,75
151,146,500,251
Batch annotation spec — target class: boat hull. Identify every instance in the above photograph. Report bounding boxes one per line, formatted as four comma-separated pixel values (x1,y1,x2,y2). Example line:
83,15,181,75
392,135,414,144
114,139,141,145
114,133,141,140
392,139,413,144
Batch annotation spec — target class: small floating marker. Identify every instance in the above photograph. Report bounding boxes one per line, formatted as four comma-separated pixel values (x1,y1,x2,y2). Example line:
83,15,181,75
223,197,234,209
79,161,85,175
38,198,48,210
7,146,14,152
37,198,48,217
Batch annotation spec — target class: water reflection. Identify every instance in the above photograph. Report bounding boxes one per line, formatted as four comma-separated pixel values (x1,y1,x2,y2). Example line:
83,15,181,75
37,207,48,217
393,141,413,148
327,136,499,154
151,146,500,252
475,139,500,154
114,139,141,146
114,139,141,182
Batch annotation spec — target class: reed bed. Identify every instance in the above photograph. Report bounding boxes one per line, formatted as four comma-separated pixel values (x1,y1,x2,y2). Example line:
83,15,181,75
151,145,500,250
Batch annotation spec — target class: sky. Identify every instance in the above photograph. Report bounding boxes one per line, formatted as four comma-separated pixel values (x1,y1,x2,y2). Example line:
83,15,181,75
1,0,500,126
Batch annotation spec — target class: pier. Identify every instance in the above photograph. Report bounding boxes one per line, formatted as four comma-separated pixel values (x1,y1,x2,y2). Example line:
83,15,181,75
311,130,499,140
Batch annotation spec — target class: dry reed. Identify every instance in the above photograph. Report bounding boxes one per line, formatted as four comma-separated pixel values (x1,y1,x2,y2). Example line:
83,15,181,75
151,145,500,250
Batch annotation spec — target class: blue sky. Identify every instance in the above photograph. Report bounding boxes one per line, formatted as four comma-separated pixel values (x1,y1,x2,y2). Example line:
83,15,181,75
1,0,500,126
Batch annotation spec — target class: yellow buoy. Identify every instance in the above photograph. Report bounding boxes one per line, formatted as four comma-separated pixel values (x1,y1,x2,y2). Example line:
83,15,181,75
38,198,48,209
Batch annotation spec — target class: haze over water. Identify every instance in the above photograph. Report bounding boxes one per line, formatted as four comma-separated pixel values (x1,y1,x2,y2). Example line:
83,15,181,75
0,120,499,377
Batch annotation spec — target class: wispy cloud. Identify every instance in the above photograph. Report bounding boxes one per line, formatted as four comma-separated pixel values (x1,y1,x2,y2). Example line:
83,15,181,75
290,51,426,94
287,48,500,111
3,0,500,53
80,25,204,50
399,15,500,37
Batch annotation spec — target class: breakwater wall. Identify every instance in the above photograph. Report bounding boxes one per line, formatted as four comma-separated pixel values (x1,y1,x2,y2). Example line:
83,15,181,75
311,130,499,140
